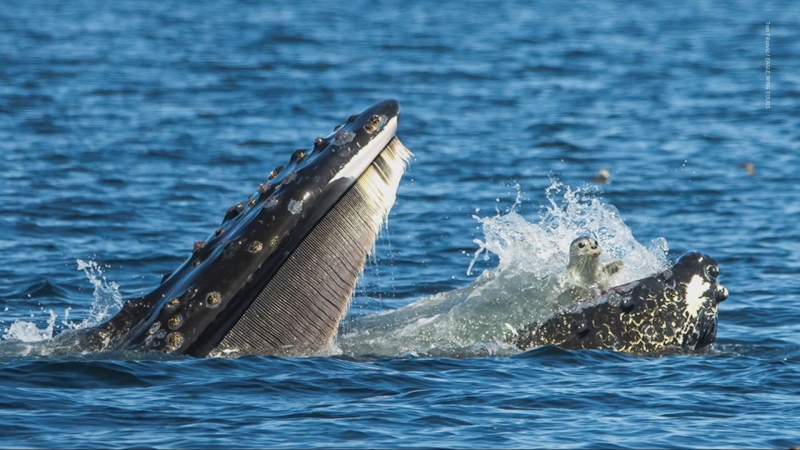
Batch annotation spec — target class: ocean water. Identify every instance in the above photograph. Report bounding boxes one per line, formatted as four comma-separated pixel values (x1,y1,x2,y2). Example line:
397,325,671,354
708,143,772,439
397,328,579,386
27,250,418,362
1,0,799,448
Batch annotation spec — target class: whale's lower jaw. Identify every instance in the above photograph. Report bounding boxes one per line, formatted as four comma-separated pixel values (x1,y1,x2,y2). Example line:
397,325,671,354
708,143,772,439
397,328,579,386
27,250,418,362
77,100,412,357
206,138,411,357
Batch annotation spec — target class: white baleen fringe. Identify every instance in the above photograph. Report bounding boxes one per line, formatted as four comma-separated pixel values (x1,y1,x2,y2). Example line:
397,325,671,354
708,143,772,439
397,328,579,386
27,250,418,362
352,137,413,254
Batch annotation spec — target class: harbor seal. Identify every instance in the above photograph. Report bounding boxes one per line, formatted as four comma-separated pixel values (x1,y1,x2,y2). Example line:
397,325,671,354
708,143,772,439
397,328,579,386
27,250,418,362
566,236,624,290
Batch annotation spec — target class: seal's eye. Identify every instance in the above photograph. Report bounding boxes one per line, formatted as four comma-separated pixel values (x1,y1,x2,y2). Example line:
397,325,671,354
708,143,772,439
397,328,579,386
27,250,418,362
704,264,719,283
578,242,585,249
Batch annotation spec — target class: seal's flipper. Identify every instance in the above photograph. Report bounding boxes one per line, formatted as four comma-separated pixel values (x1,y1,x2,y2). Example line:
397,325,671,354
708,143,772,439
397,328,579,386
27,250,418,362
603,259,624,277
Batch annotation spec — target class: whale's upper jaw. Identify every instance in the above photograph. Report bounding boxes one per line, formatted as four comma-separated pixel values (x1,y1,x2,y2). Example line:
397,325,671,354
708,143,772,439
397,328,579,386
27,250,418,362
86,99,411,357
612,251,726,352
514,251,727,354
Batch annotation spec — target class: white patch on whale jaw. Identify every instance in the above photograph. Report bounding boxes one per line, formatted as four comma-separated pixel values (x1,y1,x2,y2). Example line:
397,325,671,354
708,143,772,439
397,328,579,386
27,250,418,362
330,116,398,183
683,274,711,317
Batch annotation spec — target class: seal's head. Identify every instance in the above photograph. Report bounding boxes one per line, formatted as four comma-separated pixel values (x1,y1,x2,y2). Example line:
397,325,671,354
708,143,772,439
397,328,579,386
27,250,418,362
569,236,601,259
567,236,602,287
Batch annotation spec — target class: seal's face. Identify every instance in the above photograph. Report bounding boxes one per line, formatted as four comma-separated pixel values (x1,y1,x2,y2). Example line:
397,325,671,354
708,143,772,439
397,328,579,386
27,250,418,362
516,252,728,354
569,237,601,259
567,236,603,286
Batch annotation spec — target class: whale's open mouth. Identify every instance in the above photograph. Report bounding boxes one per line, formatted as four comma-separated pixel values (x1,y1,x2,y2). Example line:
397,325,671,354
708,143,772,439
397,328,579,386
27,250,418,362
82,99,412,357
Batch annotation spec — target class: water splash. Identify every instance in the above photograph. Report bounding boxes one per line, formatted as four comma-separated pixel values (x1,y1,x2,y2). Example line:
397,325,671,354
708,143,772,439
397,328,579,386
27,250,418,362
75,259,124,329
339,181,670,357
0,260,123,356
3,310,58,342
471,181,668,282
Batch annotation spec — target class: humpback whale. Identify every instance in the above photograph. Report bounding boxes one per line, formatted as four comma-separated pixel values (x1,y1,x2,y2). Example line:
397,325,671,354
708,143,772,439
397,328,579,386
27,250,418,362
76,99,412,357
55,99,726,357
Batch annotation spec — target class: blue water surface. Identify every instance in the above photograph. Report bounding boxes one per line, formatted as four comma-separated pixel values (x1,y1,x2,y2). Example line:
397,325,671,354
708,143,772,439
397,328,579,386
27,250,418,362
1,0,799,448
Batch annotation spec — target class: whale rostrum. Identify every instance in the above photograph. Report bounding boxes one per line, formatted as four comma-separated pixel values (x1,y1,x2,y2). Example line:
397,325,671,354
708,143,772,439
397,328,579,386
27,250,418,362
78,99,411,357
